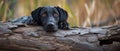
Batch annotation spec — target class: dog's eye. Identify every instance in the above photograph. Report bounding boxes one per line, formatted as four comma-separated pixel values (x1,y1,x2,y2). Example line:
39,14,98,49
53,13,59,17
41,13,47,17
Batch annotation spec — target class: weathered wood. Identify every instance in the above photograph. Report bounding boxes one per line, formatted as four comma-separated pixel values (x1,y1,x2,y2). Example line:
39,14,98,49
0,22,120,51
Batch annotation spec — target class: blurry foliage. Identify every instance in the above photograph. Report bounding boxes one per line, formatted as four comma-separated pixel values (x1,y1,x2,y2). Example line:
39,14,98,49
0,0,120,27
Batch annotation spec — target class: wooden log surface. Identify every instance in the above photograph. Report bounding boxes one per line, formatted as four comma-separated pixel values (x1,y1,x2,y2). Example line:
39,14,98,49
0,22,120,51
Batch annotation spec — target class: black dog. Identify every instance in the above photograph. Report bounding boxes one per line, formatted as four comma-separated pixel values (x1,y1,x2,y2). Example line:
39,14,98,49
11,6,69,32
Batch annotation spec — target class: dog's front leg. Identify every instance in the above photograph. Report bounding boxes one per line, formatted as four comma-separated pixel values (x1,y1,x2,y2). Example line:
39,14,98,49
58,21,70,30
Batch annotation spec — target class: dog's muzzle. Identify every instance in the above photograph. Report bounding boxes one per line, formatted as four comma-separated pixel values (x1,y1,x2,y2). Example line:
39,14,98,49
44,22,58,32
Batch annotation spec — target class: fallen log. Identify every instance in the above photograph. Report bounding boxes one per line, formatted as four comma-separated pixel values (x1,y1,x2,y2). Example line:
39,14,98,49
0,22,120,51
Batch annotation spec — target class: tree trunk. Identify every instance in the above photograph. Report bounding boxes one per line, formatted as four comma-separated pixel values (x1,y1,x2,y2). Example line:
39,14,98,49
0,22,120,51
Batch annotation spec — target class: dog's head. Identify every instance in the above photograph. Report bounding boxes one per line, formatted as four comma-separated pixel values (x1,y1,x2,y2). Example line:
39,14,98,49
31,6,68,32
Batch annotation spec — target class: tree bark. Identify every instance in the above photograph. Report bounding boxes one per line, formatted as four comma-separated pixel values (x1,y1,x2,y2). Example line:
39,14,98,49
0,22,120,51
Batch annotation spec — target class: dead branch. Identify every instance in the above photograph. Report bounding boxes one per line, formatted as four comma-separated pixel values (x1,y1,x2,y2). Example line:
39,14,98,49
0,22,120,51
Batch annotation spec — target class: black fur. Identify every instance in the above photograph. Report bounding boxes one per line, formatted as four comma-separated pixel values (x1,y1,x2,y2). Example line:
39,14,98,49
55,7,69,29
31,7,44,25
11,6,69,32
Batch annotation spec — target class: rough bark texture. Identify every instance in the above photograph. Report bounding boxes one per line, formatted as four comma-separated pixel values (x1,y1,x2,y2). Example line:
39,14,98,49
0,22,120,51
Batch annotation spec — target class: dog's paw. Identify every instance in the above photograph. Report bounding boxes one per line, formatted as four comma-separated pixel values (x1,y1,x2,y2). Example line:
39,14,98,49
58,22,70,30
62,22,70,29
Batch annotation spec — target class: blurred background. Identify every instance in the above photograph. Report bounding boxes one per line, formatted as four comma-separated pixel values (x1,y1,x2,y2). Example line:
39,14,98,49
0,0,120,27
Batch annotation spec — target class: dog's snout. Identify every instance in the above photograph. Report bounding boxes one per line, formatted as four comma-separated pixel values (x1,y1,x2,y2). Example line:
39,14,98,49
47,23,54,27
45,22,58,32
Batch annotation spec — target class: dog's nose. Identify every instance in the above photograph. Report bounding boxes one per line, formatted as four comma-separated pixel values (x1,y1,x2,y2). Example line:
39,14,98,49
48,24,54,27
45,22,58,32
47,23,54,27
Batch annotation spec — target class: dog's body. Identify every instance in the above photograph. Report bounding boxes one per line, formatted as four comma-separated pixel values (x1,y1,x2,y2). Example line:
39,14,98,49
11,16,38,25
11,6,69,32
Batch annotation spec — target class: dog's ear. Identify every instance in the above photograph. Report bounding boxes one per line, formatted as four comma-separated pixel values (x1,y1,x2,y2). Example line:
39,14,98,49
55,6,68,22
31,7,43,25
